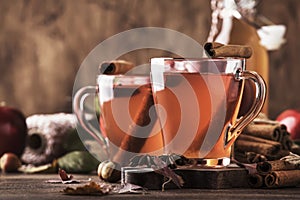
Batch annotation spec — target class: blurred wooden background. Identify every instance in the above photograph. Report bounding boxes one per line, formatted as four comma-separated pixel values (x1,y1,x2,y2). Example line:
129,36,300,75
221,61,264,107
0,0,299,119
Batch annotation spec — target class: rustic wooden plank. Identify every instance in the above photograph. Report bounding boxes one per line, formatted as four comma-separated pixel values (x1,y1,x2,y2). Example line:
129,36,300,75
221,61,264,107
1,174,300,199
257,0,300,118
122,165,249,189
0,0,299,118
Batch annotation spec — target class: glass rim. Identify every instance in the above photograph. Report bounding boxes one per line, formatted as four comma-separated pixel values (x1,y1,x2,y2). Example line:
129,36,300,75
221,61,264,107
161,57,245,62
97,74,150,85
150,57,245,73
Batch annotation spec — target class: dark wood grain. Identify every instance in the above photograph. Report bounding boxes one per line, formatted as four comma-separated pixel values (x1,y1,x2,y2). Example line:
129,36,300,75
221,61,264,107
0,173,300,200
122,166,249,189
0,0,299,118
257,0,300,118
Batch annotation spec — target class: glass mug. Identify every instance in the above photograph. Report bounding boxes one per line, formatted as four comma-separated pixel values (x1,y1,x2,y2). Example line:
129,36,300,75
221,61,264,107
150,57,266,167
73,75,163,167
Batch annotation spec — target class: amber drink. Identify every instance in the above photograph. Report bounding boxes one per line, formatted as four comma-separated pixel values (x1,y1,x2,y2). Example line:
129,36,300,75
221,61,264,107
151,58,266,167
98,80,163,157
74,75,163,167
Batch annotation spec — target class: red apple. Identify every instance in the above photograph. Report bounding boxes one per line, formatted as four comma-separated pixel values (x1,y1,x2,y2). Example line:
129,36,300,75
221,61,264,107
276,109,300,140
0,105,27,157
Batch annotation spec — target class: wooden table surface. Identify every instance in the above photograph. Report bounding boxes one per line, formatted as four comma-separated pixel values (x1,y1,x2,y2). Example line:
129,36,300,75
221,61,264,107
1,173,300,200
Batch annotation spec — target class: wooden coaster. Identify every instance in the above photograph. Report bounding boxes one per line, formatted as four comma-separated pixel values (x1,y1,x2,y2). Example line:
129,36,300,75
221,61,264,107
122,164,250,190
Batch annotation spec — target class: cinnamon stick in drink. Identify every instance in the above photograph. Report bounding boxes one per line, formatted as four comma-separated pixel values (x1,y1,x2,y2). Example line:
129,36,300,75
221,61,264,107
205,42,224,49
100,60,134,74
112,86,156,165
204,42,252,58
264,170,300,188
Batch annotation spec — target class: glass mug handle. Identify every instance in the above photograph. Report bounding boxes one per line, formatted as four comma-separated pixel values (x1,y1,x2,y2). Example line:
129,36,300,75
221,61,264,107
73,86,110,158
225,70,266,146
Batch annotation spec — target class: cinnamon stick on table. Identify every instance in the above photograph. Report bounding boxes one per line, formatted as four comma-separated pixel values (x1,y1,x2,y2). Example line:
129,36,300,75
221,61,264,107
248,173,265,188
265,150,291,161
112,86,156,166
256,160,297,175
204,42,253,58
242,120,293,151
291,143,300,155
265,170,300,188
243,122,286,142
235,134,282,156
234,151,267,164
238,134,282,146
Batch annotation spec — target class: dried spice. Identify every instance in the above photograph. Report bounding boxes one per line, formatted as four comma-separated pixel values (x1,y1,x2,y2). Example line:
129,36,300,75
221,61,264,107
129,154,156,168
204,42,252,58
152,157,184,191
234,114,300,163
0,153,22,173
97,161,121,183
248,173,265,188
128,154,185,191
159,154,190,169
246,153,300,188
243,120,286,142
62,180,144,195
265,170,300,188
256,160,297,175
100,60,134,74
118,183,145,194
63,181,111,195
59,168,73,181
129,154,189,169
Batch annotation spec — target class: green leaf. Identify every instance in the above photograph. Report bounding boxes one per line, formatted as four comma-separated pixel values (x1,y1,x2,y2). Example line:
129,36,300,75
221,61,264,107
57,151,100,173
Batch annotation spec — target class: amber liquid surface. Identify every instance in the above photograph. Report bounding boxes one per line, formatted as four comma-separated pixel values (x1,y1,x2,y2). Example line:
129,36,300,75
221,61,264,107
99,83,163,157
152,72,243,159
